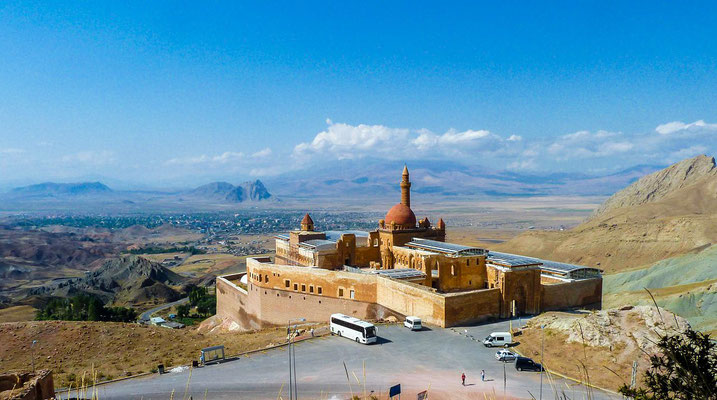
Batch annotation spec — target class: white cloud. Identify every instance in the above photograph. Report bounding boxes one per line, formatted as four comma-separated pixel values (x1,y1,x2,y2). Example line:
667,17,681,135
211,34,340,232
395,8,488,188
251,148,272,158
668,145,708,163
293,121,509,163
166,148,273,166
61,150,115,165
655,120,717,135
0,148,24,154
293,122,410,160
546,130,633,159
507,135,522,142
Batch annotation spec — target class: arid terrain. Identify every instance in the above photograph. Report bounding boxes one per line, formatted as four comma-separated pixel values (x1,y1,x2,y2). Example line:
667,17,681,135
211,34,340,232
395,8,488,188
0,321,291,388
515,306,687,392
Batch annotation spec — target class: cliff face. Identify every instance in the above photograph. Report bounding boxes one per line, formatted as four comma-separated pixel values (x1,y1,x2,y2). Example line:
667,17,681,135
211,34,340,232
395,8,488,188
188,180,272,203
592,155,716,218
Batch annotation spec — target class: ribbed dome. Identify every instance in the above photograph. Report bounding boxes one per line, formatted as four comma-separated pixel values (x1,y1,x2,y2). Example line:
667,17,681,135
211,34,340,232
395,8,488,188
385,203,416,227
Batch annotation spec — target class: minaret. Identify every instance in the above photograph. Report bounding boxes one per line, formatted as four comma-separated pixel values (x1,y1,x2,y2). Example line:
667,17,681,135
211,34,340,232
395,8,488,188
400,165,411,208
301,213,314,231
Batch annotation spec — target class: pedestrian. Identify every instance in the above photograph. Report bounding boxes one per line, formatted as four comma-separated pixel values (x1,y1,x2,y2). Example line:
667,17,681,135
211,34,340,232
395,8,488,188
481,369,485,382
461,372,466,386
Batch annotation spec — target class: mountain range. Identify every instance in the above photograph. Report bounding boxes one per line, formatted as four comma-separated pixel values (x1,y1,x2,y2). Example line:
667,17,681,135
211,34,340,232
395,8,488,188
2,179,273,208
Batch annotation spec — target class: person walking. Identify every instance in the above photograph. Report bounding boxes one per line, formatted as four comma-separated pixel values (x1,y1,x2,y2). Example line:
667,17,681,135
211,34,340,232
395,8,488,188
461,372,466,386
481,369,486,382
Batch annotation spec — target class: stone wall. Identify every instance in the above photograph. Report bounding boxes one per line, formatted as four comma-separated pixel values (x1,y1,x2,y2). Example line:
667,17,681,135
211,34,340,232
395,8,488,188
375,277,446,325
444,288,502,326
541,278,603,311
0,370,54,400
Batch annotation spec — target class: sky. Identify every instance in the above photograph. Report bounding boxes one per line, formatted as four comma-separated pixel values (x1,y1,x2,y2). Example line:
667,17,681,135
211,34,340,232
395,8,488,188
1,1,717,187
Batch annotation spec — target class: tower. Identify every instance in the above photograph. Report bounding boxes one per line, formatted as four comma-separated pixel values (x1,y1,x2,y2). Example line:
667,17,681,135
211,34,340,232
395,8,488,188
400,165,411,208
301,213,314,231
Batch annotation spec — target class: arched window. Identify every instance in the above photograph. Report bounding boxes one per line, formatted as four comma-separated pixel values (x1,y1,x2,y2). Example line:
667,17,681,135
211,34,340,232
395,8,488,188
451,265,456,276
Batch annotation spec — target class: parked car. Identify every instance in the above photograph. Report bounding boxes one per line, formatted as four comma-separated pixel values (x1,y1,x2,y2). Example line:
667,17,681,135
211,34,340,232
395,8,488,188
404,316,422,331
495,349,517,361
482,332,513,347
515,356,543,372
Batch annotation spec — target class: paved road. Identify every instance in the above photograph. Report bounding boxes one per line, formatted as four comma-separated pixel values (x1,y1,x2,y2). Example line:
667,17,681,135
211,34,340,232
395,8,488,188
96,320,620,400
139,297,189,322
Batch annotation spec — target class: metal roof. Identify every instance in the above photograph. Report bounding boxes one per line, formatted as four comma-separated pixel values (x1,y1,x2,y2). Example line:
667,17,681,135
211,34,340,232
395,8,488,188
275,234,290,241
372,268,426,280
299,239,336,250
405,238,486,256
488,251,599,275
486,252,543,267
324,230,370,241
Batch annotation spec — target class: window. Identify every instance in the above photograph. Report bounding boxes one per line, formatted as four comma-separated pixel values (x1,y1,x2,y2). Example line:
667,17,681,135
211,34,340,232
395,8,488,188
294,283,298,291
451,265,456,276
350,290,355,299
469,280,472,285
338,288,344,297
265,274,269,283
467,259,471,266
374,239,378,246
309,285,314,293
318,287,323,295
285,280,290,288
301,284,306,292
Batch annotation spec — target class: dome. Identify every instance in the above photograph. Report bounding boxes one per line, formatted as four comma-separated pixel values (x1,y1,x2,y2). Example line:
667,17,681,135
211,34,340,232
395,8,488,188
384,203,416,227
301,213,314,225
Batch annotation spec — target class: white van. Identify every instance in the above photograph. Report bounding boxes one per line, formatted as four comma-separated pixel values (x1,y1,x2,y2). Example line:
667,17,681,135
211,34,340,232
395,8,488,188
482,332,513,347
404,316,422,330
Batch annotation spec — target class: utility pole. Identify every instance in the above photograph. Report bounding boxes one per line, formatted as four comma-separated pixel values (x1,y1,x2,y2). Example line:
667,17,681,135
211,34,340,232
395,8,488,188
539,324,544,400
30,340,37,373
287,318,305,400
503,360,507,400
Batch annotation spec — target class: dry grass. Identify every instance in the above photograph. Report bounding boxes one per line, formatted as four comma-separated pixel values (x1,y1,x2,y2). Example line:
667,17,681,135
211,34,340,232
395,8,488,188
0,306,37,323
0,321,288,389
173,253,247,275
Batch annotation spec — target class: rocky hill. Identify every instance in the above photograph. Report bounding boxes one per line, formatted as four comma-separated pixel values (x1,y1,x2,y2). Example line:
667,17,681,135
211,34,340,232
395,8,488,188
188,180,272,203
516,307,688,391
11,182,113,197
29,255,188,306
496,155,717,272
592,155,717,217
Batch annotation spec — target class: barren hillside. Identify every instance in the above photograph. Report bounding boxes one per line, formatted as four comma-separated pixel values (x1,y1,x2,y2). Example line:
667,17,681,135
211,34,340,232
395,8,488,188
496,155,717,273
0,321,288,389
516,306,688,392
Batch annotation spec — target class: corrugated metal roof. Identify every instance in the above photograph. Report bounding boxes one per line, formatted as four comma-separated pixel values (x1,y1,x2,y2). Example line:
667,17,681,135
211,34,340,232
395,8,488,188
299,239,336,250
275,234,290,240
488,251,599,275
372,268,426,280
486,252,543,267
324,230,370,241
405,238,486,256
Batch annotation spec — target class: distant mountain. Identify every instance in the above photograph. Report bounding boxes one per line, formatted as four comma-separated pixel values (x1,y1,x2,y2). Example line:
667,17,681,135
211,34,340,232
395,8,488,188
11,182,112,197
187,180,272,203
264,158,664,199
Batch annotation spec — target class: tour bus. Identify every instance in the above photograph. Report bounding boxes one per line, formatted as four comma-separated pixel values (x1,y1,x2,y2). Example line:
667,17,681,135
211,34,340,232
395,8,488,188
329,313,377,344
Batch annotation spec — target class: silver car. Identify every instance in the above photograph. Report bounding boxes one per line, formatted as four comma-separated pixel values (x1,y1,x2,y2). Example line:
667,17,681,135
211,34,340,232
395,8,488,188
495,349,517,361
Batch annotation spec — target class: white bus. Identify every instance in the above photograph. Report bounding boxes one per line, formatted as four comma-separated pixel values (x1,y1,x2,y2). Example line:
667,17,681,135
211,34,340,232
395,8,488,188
329,313,377,344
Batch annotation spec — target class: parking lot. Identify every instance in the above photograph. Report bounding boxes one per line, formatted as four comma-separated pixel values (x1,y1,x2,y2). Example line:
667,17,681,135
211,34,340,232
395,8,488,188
96,319,619,399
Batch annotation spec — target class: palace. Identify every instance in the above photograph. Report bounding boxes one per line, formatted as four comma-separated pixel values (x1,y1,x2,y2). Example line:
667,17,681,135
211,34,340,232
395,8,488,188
216,166,602,329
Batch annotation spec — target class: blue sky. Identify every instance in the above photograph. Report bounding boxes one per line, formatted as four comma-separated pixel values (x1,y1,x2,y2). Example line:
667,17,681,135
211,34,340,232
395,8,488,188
1,1,717,186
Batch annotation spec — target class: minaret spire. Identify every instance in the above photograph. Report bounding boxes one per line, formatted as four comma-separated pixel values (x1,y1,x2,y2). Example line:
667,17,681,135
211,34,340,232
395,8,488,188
400,164,411,208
